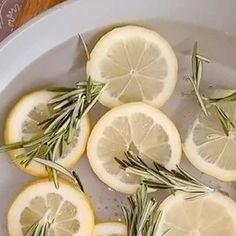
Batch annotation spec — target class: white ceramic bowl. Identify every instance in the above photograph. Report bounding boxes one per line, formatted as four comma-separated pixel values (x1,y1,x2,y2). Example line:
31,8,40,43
0,0,236,234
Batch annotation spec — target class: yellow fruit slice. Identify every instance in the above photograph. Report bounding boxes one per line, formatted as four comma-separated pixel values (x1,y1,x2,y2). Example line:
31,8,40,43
87,25,177,108
87,102,181,194
5,90,90,176
183,98,236,181
8,179,94,236
93,222,127,236
156,192,236,236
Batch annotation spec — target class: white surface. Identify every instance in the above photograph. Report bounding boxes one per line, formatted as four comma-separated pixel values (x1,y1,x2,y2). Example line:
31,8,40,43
0,0,236,235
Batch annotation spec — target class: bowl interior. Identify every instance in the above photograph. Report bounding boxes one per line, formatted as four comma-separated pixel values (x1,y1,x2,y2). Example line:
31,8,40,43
0,0,236,234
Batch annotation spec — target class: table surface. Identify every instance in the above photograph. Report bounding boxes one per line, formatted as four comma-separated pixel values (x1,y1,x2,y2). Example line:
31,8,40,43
0,0,65,41
0,0,23,41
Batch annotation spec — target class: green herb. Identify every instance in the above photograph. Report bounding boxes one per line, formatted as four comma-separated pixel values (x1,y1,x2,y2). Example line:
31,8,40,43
187,42,209,116
33,158,84,192
78,34,90,61
123,184,164,236
214,105,235,136
188,43,235,135
24,211,54,236
208,91,236,103
0,78,103,188
116,151,214,198
208,89,236,103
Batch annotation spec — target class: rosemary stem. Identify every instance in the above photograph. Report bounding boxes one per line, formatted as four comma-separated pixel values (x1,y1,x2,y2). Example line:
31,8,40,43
117,151,215,197
188,76,208,116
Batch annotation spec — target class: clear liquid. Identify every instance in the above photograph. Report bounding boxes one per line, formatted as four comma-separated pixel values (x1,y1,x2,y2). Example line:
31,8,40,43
0,19,236,232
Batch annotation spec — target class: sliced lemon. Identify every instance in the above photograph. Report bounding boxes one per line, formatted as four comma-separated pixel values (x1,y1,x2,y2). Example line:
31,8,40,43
87,102,181,194
87,25,177,108
156,192,236,236
93,222,127,236
4,90,90,176
8,179,94,236
183,99,236,181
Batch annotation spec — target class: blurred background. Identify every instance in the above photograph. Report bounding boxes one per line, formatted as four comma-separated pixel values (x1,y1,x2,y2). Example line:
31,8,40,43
0,0,65,41
0,0,22,41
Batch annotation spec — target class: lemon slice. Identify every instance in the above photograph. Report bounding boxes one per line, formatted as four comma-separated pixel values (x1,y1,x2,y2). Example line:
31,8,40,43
87,25,178,108
8,179,94,236
93,222,127,236
183,100,236,181
156,192,236,236
4,90,90,176
87,102,181,194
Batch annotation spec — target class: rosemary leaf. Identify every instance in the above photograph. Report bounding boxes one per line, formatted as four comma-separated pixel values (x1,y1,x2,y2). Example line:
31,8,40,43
33,158,83,189
192,42,198,85
47,87,75,92
78,34,90,61
208,91,236,103
196,59,203,90
196,54,211,63
0,141,24,152
214,105,235,136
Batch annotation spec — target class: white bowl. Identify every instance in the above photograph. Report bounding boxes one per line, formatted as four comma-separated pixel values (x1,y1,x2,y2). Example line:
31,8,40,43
0,0,236,234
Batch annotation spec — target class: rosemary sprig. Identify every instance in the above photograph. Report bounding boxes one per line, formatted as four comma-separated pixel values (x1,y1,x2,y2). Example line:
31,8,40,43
25,211,53,236
116,151,214,198
188,43,235,135
123,184,164,236
0,78,103,188
187,42,210,116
